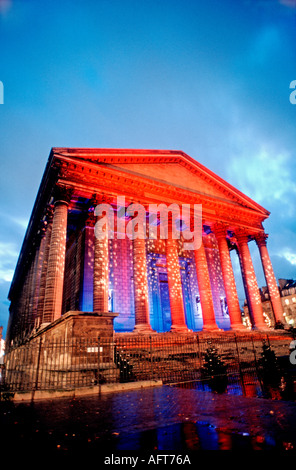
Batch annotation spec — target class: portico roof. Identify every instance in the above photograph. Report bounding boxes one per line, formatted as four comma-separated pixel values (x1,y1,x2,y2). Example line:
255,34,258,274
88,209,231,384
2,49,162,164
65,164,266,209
51,147,269,216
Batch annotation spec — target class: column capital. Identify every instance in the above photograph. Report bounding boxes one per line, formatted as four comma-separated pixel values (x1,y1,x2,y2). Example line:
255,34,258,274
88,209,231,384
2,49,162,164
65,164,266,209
53,184,73,205
202,233,211,248
45,203,54,220
211,222,228,239
234,230,250,244
255,232,269,247
38,219,48,238
84,209,96,228
38,205,54,240
91,192,113,206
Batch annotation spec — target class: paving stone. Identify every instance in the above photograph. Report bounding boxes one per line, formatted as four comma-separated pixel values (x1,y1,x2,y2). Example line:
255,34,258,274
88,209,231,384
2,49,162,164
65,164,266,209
1,385,296,456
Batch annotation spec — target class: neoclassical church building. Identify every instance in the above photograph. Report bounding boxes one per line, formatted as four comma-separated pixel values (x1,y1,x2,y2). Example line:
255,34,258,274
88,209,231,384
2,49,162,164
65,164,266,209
6,148,284,343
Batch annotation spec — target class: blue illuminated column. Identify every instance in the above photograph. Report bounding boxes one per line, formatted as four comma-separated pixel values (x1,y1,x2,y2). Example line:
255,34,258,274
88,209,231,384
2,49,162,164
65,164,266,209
194,235,218,330
165,232,187,331
80,215,94,312
213,224,244,329
93,208,109,312
132,222,152,332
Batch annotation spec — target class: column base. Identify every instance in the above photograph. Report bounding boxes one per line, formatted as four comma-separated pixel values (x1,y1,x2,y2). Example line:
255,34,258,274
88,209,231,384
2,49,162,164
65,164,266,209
133,323,154,334
252,324,270,331
202,324,220,331
230,323,247,331
170,324,189,333
274,316,286,325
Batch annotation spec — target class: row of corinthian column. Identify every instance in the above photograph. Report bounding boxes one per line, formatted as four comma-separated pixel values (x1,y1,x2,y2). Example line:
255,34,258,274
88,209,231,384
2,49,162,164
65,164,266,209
34,193,284,332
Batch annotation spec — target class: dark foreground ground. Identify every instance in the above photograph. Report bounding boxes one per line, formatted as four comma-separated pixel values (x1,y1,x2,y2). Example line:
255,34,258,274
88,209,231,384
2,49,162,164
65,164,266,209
1,384,296,464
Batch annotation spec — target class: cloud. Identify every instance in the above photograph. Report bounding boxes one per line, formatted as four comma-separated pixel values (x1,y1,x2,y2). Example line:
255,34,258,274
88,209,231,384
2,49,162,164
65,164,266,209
0,269,14,283
0,271,17,284
281,251,296,266
0,0,11,16
9,216,29,230
227,139,296,213
248,26,281,66
0,216,27,285
0,241,18,283
269,252,296,282
279,0,296,8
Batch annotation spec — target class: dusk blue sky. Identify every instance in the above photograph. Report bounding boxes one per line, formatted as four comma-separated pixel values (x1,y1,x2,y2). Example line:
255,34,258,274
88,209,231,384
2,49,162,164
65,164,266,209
0,0,295,337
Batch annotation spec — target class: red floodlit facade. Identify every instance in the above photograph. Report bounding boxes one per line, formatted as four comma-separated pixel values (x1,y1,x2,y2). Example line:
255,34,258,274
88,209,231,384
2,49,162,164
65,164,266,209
6,148,284,344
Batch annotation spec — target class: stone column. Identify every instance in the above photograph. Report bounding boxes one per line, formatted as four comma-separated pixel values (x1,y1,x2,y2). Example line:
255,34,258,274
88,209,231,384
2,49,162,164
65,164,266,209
31,242,44,326
235,246,253,326
27,238,43,329
20,260,34,333
132,220,152,332
236,233,266,329
255,233,284,324
80,214,95,312
165,235,187,331
43,188,70,323
194,236,219,330
213,225,244,329
93,209,109,312
38,208,53,325
27,217,51,329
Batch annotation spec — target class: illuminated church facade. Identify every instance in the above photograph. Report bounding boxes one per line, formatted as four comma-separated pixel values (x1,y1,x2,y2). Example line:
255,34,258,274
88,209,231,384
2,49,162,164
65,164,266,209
7,148,284,343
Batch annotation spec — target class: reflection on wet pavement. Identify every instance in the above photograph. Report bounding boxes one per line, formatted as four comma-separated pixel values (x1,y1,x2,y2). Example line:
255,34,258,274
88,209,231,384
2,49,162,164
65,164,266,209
113,421,281,450
1,385,296,454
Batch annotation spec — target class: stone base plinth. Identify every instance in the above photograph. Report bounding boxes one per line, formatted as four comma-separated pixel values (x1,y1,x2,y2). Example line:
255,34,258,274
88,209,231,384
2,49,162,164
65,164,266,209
133,323,154,334
35,311,119,341
170,324,190,333
230,323,247,331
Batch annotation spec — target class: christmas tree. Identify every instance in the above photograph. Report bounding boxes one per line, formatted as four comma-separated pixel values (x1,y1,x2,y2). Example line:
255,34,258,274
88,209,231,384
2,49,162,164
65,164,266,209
259,341,281,387
201,343,228,393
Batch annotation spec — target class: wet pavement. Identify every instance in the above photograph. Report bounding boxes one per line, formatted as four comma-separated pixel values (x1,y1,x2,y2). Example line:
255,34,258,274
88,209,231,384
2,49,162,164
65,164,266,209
1,384,296,461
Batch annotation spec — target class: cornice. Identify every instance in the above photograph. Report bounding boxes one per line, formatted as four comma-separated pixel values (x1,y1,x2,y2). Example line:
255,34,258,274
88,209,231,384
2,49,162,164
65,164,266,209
55,156,267,230
50,147,270,217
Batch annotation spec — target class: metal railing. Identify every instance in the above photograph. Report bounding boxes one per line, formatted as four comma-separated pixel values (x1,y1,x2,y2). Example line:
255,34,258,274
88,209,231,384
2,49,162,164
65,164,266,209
0,333,292,398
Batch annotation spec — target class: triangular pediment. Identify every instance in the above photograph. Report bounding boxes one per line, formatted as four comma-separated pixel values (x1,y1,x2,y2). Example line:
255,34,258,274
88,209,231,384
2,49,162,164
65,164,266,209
110,161,244,205
52,148,269,216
